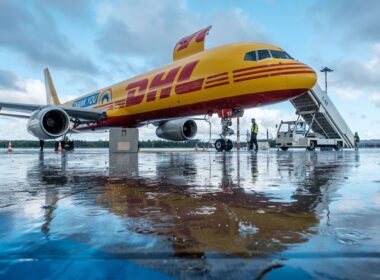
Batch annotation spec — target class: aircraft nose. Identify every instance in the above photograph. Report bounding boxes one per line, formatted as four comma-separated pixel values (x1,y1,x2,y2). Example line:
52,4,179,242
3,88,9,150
286,64,317,91
303,65,317,89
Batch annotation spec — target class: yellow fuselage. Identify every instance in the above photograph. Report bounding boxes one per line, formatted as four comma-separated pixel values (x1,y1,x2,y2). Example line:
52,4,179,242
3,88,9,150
66,42,316,128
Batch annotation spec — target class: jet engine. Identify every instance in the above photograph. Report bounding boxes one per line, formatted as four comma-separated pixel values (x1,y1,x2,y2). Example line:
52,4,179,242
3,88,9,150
27,107,70,139
156,119,197,141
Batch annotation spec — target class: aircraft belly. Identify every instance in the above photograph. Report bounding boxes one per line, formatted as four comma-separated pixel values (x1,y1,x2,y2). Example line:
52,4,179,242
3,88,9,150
94,88,305,128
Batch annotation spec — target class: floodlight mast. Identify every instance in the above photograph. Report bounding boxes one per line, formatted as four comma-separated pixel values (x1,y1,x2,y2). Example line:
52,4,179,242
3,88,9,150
320,66,334,93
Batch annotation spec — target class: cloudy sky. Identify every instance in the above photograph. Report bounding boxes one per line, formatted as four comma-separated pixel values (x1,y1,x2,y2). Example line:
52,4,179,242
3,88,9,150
0,0,379,141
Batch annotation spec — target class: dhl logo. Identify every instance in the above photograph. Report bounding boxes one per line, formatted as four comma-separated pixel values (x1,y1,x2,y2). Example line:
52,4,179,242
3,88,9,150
125,60,204,107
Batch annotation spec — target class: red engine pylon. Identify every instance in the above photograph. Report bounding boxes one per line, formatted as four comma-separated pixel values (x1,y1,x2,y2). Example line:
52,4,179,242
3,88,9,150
7,141,12,152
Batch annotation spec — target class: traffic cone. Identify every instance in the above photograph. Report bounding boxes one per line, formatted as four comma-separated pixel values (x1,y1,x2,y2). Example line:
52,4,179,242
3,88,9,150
57,141,62,152
7,141,12,152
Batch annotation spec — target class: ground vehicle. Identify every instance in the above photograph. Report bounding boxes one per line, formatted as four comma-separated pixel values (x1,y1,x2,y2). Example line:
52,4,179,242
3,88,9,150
275,119,343,151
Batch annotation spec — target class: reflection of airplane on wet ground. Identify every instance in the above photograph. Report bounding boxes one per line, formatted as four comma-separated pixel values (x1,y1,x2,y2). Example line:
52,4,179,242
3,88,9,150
0,26,317,151
24,150,356,278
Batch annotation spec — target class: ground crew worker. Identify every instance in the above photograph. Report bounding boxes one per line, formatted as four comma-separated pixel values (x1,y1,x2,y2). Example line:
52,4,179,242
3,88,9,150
354,132,360,150
249,118,259,151
39,139,44,152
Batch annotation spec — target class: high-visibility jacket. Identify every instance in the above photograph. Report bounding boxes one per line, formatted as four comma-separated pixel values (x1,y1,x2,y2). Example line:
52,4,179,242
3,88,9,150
251,123,259,134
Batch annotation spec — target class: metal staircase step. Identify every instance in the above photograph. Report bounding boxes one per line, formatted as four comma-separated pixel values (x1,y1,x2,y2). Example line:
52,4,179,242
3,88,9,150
289,84,354,147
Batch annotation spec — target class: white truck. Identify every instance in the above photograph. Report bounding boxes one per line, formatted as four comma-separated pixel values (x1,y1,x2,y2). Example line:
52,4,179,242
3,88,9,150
275,119,344,151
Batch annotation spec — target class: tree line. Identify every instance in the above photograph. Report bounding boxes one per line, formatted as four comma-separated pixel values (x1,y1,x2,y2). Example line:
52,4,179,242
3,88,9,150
0,139,262,149
1,139,378,149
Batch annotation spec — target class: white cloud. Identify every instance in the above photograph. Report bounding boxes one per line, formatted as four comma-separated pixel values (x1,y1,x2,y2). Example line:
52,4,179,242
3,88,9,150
0,78,46,140
329,42,380,106
334,87,362,101
207,8,270,48
95,1,269,70
369,93,380,107
0,78,45,104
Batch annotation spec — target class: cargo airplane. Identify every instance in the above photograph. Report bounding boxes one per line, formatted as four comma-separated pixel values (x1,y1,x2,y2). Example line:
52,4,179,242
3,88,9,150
0,26,316,151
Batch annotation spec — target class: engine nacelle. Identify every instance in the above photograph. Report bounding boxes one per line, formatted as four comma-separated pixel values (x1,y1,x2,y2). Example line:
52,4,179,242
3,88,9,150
156,119,197,141
27,107,70,140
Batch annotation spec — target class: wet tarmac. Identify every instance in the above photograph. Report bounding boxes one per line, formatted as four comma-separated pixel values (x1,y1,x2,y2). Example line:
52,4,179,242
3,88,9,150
0,148,379,279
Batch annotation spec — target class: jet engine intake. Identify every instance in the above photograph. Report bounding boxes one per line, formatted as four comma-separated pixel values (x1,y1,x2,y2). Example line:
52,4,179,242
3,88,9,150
27,107,70,139
156,119,197,141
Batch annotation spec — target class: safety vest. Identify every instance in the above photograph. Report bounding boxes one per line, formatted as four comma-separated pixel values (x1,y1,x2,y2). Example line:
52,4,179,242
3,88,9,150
251,123,259,134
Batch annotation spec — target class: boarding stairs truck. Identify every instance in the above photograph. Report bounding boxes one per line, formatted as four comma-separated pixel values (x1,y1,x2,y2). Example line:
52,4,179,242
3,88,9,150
276,84,355,151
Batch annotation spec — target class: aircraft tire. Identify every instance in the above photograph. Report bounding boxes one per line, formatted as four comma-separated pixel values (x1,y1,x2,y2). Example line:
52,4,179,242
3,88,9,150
280,147,289,151
307,141,316,151
214,139,225,152
225,139,233,151
334,141,342,151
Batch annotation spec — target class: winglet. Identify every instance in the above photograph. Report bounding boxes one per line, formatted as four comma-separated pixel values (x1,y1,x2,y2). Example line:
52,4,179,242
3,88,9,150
173,26,211,61
44,68,60,105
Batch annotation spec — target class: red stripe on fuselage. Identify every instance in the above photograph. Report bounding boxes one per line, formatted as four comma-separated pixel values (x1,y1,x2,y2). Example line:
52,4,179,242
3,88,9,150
233,62,304,74
77,88,307,130
205,76,229,84
204,81,230,89
233,66,310,79
207,72,228,80
234,70,315,83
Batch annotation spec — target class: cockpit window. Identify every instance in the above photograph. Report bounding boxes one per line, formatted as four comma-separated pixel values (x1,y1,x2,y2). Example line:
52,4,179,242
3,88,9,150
257,49,271,60
245,49,292,62
244,51,257,61
270,50,294,59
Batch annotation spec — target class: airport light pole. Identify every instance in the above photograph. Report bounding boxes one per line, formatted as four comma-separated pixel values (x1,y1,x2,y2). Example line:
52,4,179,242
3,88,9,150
320,66,334,93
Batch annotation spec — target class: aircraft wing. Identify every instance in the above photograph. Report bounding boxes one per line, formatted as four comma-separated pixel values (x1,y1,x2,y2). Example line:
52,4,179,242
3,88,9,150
0,102,105,121
0,102,41,113
59,106,106,121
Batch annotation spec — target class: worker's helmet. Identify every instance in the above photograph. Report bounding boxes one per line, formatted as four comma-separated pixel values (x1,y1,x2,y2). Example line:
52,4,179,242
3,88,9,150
251,118,255,121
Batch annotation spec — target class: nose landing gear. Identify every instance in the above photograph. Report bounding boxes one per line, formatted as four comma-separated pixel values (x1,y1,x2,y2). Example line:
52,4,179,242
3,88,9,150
214,109,243,152
215,138,233,152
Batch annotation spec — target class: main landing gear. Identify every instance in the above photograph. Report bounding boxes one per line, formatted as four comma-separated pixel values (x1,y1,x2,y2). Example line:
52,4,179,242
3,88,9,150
215,138,233,152
214,109,244,152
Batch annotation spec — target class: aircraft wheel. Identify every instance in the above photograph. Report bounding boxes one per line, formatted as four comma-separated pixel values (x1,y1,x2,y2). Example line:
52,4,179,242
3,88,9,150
225,139,233,151
307,141,316,151
214,139,225,152
280,147,288,151
334,142,342,151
